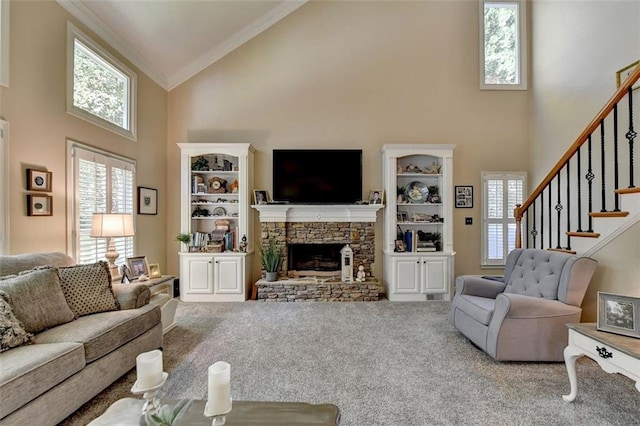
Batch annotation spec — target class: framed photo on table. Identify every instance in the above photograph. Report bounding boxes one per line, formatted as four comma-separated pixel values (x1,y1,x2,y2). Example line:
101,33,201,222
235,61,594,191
137,187,158,215
597,292,640,339
148,263,161,278
126,256,150,280
455,186,473,208
27,169,52,192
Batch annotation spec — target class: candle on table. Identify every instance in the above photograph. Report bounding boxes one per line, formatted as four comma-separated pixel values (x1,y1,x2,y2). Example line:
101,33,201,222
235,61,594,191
207,361,231,414
136,349,163,388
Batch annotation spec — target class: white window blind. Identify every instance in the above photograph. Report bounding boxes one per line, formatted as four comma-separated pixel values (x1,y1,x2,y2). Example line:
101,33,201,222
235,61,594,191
482,172,526,266
69,142,135,264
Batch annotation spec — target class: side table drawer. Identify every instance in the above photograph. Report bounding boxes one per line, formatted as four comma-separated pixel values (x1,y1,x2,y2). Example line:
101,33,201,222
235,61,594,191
572,331,639,376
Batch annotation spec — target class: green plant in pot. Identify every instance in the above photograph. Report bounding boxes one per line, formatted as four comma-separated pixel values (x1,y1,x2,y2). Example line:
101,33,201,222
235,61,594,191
176,233,191,251
259,238,283,282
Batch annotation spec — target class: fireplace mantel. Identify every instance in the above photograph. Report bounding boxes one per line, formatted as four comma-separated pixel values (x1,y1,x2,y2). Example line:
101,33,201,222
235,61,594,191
252,204,383,223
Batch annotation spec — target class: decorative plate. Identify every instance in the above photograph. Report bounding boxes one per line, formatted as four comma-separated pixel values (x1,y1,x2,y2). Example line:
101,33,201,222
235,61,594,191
404,181,429,203
213,207,227,216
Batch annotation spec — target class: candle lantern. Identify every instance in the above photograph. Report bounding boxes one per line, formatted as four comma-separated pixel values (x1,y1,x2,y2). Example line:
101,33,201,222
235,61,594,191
341,244,353,283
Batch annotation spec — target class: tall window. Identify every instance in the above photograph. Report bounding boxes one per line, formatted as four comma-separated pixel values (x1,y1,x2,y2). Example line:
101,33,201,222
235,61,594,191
482,172,526,266
0,120,8,254
479,0,527,90
67,23,137,140
67,141,136,265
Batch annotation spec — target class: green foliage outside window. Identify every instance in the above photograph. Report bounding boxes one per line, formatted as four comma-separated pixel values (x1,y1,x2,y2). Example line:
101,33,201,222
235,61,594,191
484,4,518,85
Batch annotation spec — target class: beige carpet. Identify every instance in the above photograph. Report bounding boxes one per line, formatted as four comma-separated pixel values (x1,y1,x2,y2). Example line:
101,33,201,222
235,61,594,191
61,301,640,425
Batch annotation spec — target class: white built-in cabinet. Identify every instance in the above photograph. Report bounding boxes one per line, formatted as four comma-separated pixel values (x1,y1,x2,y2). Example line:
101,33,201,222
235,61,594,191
382,144,456,301
177,143,254,302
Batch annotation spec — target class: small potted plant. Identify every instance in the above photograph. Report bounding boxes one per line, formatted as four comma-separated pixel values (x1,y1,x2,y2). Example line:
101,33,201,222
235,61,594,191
259,238,283,282
176,233,191,252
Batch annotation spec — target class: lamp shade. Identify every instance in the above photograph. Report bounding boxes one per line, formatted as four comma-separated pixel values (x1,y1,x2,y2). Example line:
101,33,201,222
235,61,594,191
90,213,135,238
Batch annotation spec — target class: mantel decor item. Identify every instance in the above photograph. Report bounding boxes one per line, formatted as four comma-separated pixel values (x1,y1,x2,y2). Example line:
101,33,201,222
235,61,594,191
341,244,353,283
368,189,384,205
27,194,53,216
26,168,52,192
253,190,268,205
455,185,473,208
138,186,158,215
597,292,640,339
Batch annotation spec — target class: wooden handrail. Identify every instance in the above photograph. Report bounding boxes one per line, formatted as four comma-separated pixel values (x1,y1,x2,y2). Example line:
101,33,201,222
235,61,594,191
515,64,640,220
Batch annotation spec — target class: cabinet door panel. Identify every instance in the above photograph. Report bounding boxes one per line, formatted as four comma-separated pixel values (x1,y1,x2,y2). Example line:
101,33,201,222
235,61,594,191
186,258,213,294
422,257,447,293
394,257,421,293
214,257,243,294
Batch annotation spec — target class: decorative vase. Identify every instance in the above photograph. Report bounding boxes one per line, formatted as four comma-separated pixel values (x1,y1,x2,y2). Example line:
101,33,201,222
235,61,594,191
265,271,278,282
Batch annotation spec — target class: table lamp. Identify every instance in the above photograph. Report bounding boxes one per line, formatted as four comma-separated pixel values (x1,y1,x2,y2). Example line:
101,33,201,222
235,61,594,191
90,213,135,280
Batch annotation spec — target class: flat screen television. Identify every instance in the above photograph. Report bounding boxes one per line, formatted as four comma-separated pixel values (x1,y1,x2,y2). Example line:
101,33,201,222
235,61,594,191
273,149,362,204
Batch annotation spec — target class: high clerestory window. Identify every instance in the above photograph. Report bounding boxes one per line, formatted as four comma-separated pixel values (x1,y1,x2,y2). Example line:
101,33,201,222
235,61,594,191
480,0,527,90
67,23,137,140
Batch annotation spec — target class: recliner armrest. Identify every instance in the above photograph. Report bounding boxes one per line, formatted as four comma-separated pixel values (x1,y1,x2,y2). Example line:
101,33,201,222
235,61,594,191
112,283,151,310
494,293,582,319
455,275,506,299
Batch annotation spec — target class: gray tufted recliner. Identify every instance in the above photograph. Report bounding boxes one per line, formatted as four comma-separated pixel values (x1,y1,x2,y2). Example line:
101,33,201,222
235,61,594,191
448,248,597,361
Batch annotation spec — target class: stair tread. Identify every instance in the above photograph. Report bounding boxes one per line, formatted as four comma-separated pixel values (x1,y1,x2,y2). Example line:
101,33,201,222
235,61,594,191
589,211,629,218
546,248,577,254
566,231,600,238
615,187,640,195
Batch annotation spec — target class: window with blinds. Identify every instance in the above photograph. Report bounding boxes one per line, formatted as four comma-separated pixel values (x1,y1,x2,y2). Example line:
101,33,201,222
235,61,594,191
68,142,135,265
482,172,526,266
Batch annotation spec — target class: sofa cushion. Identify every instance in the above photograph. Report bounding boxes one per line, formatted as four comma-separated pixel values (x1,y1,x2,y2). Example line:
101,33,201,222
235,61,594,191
59,261,120,317
0,342,85,419
0,252,75,278
0,267,76,334
453,295,496,326
0,292,34,353
36,304,160,362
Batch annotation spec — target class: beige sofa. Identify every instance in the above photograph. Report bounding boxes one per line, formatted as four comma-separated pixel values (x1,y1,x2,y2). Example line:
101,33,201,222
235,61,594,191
0,252,163,425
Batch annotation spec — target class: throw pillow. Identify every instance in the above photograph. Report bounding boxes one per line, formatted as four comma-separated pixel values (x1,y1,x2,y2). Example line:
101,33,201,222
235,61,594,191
0,266,76,333
58,261,120,317
0,291,35,352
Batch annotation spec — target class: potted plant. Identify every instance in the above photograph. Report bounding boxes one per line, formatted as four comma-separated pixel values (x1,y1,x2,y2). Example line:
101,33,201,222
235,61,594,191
176,233,191,252
259,238,283,282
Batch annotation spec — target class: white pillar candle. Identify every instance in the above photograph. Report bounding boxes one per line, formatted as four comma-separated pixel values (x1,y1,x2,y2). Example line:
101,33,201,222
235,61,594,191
207,361,231,415
136,349,163,389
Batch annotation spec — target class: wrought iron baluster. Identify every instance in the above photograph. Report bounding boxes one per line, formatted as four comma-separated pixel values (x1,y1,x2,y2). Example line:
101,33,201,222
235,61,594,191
548,183,552,249
613,104,620,211
556,173,562,249
531,201,537,249
627,87,636,188
540,191,544,249
525,208,529,248
566,162,571,250
576,146,583,232
600,119,607,212
586,134,595,232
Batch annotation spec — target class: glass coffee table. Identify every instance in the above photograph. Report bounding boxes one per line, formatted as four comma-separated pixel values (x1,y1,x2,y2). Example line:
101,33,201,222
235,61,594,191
89,398,341,425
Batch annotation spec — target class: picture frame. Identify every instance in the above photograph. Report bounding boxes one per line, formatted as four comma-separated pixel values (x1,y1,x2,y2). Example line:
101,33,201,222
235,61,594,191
137,187,158,215
253,190,269,205
616,60,639,90
394,239,406,253
455,185,473,208
368,189,384,205
27,194,53,216
148,263,161,278
27,169,52,192
397,211,408,223
126,256,150,280
597,292,640,339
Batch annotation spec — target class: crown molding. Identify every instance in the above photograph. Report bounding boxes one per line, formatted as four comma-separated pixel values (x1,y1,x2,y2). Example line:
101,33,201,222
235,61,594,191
57,0,169,89
167,1,307,90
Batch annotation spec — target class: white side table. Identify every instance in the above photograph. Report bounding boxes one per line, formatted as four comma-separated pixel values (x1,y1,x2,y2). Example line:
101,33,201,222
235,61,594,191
563,323,640,402
131,275,178,334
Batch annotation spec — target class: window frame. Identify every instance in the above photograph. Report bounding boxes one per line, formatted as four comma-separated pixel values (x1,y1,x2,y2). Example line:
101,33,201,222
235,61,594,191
0,120,8,254
481,171,527,267
0,0,9,87
479,0,528,91
66,140,137,264
66,22,137,140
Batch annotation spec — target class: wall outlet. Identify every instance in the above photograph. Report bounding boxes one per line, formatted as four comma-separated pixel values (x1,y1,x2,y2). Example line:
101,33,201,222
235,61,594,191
465,217,472,225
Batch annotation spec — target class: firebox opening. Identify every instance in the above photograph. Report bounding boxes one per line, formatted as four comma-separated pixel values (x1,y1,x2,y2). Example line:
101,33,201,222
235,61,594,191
288,243,343,274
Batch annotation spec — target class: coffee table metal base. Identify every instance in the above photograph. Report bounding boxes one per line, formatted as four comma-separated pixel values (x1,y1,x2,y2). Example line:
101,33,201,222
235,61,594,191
89,398,340,425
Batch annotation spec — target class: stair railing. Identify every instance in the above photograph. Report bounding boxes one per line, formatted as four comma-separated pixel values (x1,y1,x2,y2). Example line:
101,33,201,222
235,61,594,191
515,64,640,250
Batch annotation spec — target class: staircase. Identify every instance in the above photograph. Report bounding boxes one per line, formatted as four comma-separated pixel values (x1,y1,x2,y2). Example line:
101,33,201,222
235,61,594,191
515,65,640,256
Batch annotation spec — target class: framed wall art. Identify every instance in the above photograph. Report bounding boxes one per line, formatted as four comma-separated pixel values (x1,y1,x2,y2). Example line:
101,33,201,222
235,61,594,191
126,256,150,280
27,169,52,192
137,186,157,215
455,185,473,208
27,194,52,216
597,292,640,339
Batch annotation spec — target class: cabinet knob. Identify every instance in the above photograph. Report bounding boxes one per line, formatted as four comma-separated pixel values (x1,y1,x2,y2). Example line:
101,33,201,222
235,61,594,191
416,261,420,264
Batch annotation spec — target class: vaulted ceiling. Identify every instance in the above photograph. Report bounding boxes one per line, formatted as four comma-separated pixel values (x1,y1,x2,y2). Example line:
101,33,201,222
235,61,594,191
57,0,307,90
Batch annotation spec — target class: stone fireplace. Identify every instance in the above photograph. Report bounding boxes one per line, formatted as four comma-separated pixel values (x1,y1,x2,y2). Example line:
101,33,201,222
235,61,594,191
253,204,383,301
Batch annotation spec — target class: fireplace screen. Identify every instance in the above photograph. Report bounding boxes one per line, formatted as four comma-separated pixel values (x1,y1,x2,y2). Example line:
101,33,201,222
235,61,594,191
288,244,343,273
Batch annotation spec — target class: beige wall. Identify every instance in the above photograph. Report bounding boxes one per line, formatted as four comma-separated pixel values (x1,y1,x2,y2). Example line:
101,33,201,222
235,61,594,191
167,0,530,279
1,1,168,268
530,0,640,318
